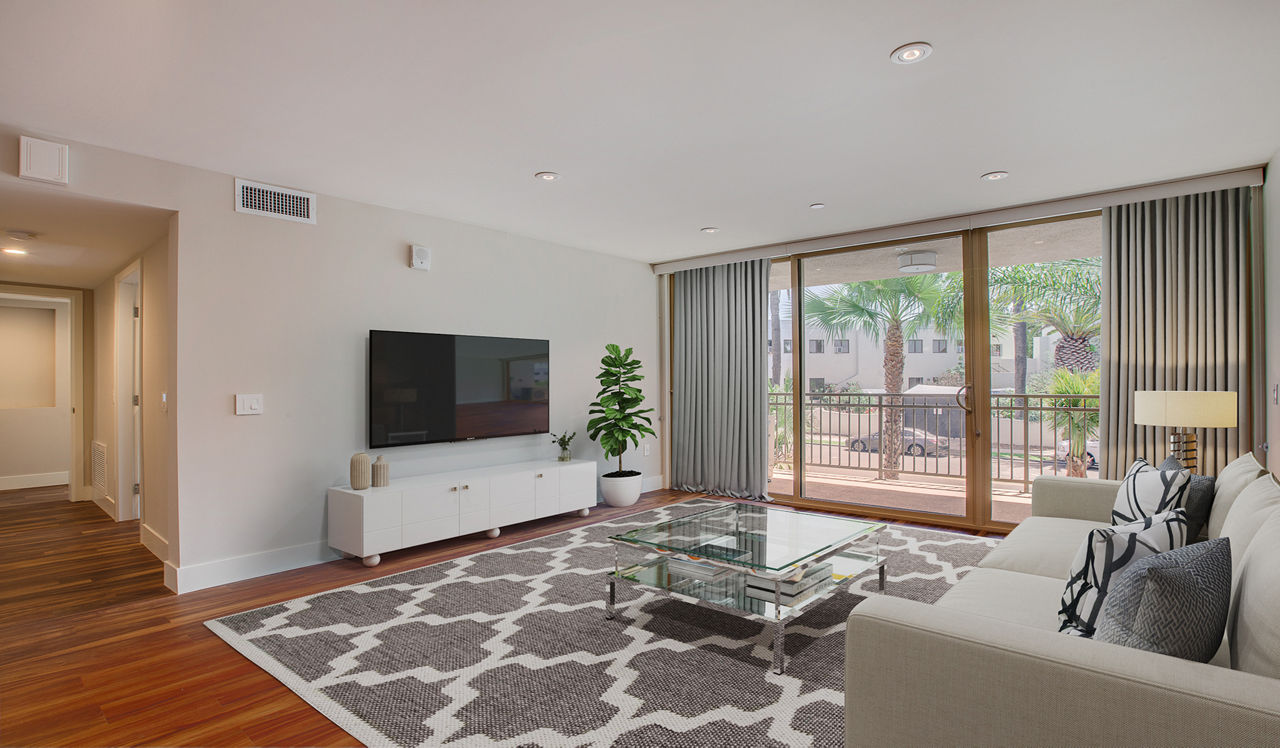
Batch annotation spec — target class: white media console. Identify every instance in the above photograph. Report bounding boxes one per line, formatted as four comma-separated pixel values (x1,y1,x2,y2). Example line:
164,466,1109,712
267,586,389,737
327,458,598,566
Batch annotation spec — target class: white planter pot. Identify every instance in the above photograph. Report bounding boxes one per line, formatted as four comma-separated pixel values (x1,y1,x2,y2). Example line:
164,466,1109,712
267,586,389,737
600,473,643,507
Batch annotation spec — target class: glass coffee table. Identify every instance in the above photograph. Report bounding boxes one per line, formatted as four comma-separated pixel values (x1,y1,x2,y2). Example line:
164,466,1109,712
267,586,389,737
605,503,885,673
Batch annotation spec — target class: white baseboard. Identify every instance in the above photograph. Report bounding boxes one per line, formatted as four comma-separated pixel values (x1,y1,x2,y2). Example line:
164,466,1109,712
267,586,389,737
91,490,117,520
171,541,342,594
71,483,94,502
163,561,178,593
0,471,70,491
141,523,168,561
642,474,665,493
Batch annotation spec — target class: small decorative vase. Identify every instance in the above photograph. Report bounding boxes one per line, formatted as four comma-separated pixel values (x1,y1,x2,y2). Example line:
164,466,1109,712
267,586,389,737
371,455,390,487
350,452,371,490
558,447,572,462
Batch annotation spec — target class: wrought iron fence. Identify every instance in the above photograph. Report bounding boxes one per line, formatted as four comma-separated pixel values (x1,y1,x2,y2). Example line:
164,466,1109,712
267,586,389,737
767,391,1101,492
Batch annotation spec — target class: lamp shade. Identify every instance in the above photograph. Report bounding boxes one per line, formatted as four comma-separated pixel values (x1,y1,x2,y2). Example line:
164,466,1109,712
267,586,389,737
1132,390,1238,428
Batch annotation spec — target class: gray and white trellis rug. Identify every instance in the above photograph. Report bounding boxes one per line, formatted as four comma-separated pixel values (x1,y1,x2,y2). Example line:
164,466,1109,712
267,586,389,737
207,498,997,747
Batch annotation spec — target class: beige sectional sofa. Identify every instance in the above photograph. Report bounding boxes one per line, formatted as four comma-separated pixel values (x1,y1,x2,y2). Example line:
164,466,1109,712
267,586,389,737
845,455,1280,747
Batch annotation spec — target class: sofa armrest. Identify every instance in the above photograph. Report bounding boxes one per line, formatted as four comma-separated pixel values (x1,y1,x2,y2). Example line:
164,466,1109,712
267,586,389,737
1031,475,1121,522
845,596,1280,747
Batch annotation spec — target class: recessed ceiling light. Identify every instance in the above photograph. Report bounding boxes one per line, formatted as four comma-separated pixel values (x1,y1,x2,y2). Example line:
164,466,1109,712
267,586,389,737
890,42,933,65
534,171,560,181
809,203,826,210
700,227,720,234
3,247,28,255
980,171,1010,181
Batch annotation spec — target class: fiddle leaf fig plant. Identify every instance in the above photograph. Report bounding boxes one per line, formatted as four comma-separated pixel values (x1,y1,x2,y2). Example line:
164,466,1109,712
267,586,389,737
587,343,656,476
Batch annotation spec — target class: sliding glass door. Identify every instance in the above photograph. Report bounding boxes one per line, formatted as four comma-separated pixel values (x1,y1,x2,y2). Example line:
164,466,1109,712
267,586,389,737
763,212,1104,532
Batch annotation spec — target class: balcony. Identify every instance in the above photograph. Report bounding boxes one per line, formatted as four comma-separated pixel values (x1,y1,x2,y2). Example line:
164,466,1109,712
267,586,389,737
766,391,1101,524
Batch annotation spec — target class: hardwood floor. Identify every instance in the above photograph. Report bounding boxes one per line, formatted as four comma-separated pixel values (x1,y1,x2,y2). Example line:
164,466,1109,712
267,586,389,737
1,484,997,746
0,484,700,746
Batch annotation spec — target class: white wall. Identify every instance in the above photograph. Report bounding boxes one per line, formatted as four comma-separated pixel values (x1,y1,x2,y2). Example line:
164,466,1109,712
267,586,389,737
0,124,661,592
0,296,70,488
1265,156,1279,465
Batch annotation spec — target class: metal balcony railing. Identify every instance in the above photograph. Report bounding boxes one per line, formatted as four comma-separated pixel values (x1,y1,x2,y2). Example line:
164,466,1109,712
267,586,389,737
767,391,1101,492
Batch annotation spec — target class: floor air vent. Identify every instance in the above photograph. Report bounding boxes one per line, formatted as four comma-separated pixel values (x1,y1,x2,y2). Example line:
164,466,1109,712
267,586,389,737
234,178,317,224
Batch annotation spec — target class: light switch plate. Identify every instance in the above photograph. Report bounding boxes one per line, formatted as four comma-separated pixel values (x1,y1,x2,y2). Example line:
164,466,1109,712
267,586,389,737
235,393,264,415
410,244,431,270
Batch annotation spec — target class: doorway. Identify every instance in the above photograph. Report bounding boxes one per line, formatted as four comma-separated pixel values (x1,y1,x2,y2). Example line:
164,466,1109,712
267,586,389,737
115,266,142,520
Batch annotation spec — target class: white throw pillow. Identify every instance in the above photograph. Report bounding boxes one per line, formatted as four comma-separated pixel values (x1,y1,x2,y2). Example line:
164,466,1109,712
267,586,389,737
1208,451,1268,539
1229,509,1280,678
1217,474,1280,577
1112,458,1191,525
1059,509,1188,636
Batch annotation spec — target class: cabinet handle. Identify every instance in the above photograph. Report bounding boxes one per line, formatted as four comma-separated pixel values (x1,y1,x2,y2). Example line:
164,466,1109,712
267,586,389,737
462,484,469,490
536,473,543,478
449,486,458,492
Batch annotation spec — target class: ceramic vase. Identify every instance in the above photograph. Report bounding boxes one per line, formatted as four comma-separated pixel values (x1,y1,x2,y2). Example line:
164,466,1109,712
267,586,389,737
350,452,372,490
372,455,390,487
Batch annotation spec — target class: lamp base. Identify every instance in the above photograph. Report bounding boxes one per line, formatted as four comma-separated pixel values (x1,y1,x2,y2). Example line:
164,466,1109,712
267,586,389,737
1169,428,1197,473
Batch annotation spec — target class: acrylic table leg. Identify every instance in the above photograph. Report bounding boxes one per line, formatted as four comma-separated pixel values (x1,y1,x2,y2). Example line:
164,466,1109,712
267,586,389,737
772,580,786,674
878,562,886,591
605,578,616,619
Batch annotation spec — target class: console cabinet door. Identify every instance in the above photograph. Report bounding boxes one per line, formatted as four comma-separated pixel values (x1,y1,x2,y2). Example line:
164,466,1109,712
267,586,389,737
533,467,560,517
363,490,403,531
558,462,597,513
402,480,460,525
489,471,535,524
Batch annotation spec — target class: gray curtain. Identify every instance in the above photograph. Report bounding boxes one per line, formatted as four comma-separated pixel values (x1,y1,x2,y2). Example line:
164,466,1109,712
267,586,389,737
672,259,770,499
1100,187,1257,479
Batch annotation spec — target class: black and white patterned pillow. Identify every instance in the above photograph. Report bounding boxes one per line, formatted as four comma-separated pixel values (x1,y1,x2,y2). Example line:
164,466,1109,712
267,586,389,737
1094,537,1231,662
1059,509,1188,637
1112,458,1191,525
1158,455,1215,539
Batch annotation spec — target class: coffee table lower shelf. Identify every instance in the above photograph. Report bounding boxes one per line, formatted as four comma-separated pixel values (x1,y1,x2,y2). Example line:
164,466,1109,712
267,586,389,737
604,551,885,674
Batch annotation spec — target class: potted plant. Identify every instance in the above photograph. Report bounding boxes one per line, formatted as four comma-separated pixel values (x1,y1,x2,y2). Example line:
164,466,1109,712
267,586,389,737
551,430,576,462
587,343,656,507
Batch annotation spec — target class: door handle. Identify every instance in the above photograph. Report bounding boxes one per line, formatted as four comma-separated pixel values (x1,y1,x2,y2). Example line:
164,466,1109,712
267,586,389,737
956,384,981,439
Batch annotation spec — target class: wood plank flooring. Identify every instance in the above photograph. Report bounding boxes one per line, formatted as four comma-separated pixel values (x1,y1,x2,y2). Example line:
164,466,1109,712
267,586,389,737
0,484,700,746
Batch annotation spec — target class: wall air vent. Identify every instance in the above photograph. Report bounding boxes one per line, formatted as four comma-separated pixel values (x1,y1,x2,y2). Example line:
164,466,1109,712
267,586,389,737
91,440,108,495
234,178,316,224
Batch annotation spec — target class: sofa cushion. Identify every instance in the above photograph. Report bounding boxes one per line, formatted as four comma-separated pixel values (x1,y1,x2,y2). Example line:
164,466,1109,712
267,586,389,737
1217,473,1280,577
1112,458,1191,525
1208,452,1267,538
1159,455,1215,539
1094,538,1231,662
980,516,1107,579
1059,509,1188,636
935,568,1067,632
1229,509,1280,678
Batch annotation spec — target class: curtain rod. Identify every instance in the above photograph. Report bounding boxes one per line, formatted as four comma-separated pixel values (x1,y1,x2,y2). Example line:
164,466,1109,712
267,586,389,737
651,166,1265,275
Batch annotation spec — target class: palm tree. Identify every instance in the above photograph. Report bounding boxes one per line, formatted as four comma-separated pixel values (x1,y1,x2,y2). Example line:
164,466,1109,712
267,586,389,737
769,290,782,386
805,276,943,480
1047,368,1101,477
1035,303,1102,373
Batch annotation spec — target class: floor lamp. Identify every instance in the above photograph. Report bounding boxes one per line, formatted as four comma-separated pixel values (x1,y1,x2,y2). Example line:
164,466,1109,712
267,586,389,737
1133,390,1238,473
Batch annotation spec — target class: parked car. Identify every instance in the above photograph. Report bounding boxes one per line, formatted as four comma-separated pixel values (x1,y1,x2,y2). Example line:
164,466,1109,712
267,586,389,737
1056,439,1100,469
848,428,950,457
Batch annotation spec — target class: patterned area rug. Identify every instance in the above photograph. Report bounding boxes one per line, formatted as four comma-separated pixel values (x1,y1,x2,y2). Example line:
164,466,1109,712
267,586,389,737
207,499,996,747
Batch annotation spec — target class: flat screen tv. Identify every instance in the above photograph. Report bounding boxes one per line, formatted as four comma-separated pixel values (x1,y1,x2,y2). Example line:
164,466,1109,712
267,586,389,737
368,330,549,448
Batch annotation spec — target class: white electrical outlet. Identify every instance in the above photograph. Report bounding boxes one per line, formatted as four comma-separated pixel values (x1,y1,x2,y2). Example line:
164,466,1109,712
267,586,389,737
235,394,264,415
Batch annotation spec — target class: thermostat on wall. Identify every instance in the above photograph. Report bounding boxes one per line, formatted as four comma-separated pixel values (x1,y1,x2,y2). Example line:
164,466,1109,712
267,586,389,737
410,244,431,271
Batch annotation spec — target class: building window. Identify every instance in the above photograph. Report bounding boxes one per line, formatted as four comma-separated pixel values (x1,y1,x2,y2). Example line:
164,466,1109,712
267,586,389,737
767,339,773,352
808,377,825,392
907,339,923,354
783,340,792,353
834,339,850,354
932,339,948,353
991,344,1003,357
908,377,924,388
809,339,824,354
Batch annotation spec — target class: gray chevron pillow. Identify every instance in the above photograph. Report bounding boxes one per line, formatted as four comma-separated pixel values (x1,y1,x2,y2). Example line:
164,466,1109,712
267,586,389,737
1094,538,1231,662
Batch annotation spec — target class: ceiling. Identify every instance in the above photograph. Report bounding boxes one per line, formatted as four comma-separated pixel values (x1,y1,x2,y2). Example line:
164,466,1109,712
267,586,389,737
0,184,172,288
0,1,1276,264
